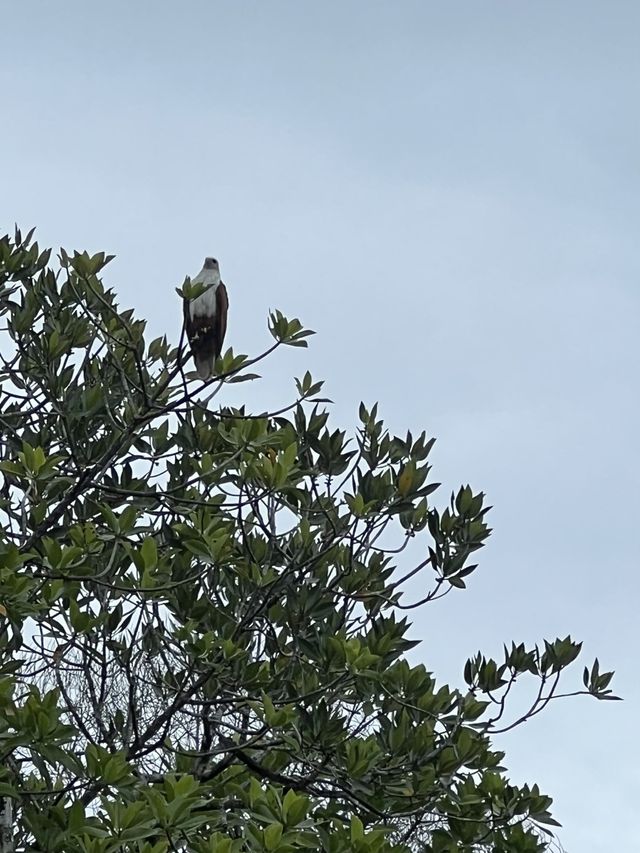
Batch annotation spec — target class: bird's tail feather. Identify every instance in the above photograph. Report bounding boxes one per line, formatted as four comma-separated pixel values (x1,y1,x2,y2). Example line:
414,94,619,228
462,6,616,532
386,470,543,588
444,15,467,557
195,354,215,380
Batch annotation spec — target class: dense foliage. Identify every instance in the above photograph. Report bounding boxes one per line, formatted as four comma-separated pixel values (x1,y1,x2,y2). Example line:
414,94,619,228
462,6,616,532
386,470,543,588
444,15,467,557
0,228,616,852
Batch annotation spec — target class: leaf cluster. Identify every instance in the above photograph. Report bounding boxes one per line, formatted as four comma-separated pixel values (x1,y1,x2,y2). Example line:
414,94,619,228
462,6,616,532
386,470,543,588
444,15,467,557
0,228,617,852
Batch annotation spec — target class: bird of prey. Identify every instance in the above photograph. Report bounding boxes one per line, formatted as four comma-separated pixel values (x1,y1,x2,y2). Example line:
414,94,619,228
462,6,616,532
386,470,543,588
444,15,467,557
183,257,229,379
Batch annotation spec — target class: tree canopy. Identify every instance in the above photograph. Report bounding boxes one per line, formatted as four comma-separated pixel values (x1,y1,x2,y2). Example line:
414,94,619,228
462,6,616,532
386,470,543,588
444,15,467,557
0,228,617,852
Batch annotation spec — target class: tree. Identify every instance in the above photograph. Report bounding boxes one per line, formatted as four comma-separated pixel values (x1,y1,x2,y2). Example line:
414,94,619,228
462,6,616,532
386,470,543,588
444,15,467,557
0,227,617,853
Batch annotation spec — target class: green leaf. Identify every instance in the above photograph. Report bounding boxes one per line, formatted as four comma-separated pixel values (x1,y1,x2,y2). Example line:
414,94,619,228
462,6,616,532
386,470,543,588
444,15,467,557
140,537,158,570
68,799,86,833
264,822,283,851
350,815,364,842
282,790,309,827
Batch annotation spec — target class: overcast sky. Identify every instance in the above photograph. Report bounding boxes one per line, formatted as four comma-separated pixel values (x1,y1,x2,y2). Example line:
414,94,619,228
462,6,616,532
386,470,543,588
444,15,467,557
3,2,639,849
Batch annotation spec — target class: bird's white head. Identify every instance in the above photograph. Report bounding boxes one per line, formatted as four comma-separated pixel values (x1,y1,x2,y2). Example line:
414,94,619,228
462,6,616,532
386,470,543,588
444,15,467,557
196,256,221,286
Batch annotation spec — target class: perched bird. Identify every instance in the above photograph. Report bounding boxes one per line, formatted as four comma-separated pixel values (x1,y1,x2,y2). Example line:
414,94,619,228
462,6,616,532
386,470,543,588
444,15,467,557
183,257,229,379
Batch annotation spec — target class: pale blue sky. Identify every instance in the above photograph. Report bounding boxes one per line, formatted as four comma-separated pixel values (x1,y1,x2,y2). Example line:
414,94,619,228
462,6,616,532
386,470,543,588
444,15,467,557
3,2,639,849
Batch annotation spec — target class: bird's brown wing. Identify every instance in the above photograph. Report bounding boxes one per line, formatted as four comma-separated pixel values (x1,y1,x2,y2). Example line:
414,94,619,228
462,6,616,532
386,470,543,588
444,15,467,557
213,282,228,358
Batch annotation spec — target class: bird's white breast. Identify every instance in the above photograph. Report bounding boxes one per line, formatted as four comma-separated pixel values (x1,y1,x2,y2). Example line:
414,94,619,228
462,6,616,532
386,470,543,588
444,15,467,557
189,283,219,320
188,265,221,320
